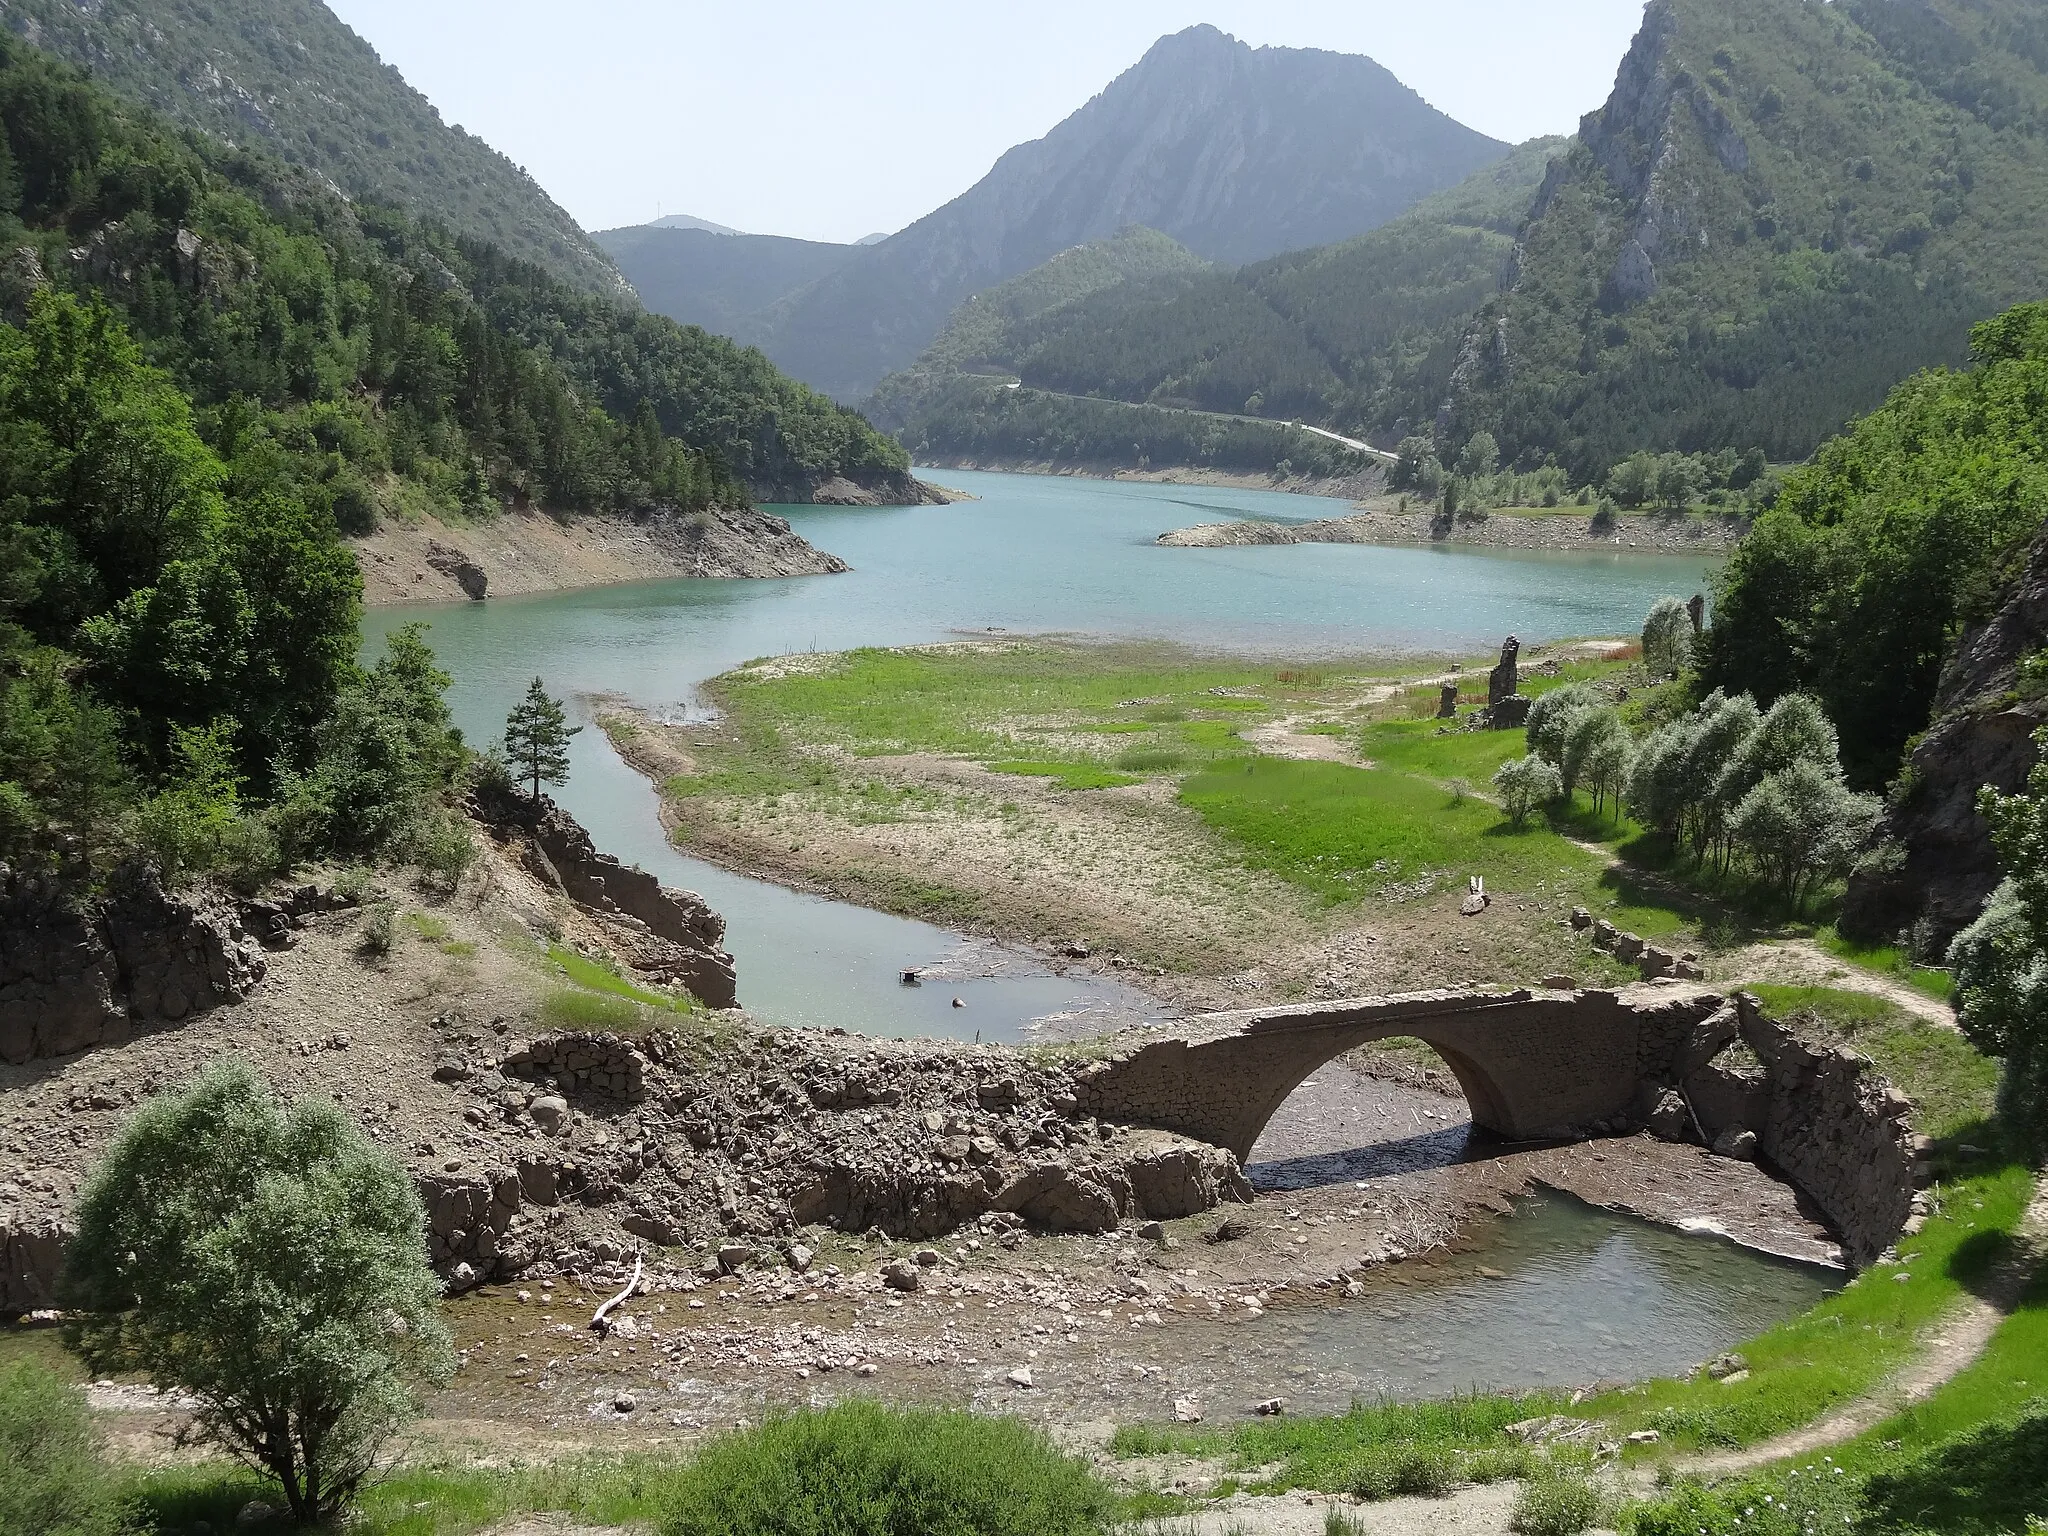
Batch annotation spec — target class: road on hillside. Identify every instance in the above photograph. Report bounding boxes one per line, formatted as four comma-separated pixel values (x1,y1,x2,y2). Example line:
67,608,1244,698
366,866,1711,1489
996,378,1398,466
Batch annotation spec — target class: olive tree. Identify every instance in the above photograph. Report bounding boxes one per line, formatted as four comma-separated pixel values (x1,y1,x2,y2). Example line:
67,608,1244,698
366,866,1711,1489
62,1060,453,1523
1641,597,1694,678
1525,682,1604,770
1726,758,1880,904
1561,705,1629,803
1493,754,1562,827
1950,727,2048,1151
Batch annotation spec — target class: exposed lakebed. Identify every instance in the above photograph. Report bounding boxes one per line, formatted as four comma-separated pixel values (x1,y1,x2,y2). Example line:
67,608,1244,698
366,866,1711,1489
365,469,1716,1042
366,470,1832,1410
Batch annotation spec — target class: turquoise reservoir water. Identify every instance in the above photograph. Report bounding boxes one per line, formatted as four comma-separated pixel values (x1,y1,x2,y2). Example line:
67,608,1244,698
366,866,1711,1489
364,469,1718,1036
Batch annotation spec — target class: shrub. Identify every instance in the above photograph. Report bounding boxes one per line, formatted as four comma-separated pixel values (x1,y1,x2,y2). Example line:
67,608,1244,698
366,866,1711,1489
0,1361,127,1536
1494,755,1562,827
655,1401,1115,1536
61,1061,453,1524
1511,1468,1600,1536
357,900,398,959
1116,746,1187,772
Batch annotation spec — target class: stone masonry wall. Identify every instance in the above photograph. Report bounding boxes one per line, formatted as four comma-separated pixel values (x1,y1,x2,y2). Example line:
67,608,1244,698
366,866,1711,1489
1075,983,1921,1268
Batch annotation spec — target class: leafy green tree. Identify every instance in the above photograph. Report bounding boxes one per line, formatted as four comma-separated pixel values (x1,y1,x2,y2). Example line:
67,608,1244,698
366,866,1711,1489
1642,596,1694,678
61,1059,454,1524
1456,430,1500,478
1727,758,1879,904
503,677,579,802
129,720,242,884
1950,726,2048,1151
0,291,224,638
1701,303,2048,785
273,624,465,859
1493,754,1562,827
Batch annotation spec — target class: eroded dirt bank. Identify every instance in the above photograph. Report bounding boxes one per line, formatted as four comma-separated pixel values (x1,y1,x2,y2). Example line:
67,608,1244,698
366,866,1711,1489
352,504,856,606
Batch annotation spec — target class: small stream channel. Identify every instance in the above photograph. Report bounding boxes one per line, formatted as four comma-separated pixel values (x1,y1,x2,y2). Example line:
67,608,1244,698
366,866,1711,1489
369,471,1835,1403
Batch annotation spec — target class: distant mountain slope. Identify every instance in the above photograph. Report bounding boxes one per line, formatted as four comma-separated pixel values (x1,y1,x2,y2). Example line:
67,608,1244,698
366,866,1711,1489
0,0,625,296
1440,0,2048,479
877,140,1560,464
865,226,1211,427
649,214,747,235
596,225,858,339
753,24,1510,400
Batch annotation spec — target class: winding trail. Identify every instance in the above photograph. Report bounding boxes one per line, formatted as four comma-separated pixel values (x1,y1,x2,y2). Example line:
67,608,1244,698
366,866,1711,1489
1680,1171,2048,1476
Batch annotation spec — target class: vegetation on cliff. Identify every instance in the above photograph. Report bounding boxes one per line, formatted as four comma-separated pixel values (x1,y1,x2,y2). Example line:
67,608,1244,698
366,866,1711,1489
1700,303,2048,786
1445,0,2048,481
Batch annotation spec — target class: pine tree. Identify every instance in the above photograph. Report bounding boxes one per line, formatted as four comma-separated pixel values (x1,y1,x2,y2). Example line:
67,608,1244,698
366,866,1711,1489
502,678,579,803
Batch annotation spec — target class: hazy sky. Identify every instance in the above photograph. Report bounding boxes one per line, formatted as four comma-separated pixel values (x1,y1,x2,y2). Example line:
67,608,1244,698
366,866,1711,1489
324,1,1648,245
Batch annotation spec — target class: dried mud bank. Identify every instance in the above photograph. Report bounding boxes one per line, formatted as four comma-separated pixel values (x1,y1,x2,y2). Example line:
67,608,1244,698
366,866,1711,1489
353,504,850,606
1157,506,1748,554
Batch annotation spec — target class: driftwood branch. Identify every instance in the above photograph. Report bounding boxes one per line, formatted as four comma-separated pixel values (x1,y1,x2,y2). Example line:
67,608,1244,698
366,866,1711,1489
590,1251,644,1334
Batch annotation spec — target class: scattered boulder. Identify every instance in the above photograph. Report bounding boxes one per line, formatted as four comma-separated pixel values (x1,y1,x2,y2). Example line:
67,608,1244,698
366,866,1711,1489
881,1259,921,1292
1712,1125,1759,1161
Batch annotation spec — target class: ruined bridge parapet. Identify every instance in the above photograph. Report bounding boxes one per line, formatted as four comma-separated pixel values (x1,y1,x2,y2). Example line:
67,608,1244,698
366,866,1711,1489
1069,983,1920,1267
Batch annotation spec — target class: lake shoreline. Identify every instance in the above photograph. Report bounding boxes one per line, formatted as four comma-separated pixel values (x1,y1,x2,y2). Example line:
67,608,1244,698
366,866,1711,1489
353,504,854,606
914,455,1387,503
1158,504,1750,555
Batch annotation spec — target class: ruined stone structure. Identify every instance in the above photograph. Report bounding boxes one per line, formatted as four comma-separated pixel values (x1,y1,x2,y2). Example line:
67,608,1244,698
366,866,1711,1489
1071,984,1921,1266
1487,636,1520,707
1437,682,1460,719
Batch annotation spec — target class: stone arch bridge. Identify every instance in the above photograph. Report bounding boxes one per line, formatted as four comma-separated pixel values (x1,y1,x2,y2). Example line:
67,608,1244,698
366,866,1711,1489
1068,985,1922,1266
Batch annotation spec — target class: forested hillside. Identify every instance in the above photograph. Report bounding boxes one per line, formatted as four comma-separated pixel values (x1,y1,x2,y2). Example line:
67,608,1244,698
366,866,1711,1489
0,36,912,512
880,141,1557,471
0,26,921,891
0,0,624,296
1442,0,2048,480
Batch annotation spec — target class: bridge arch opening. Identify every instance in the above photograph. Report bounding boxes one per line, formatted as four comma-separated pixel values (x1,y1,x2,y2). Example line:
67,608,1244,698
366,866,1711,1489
1243,1036,1498,1193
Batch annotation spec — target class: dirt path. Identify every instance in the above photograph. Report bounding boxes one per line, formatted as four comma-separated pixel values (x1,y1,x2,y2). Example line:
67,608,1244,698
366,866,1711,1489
1679,1172,2047,1477
1718,939,1957,1029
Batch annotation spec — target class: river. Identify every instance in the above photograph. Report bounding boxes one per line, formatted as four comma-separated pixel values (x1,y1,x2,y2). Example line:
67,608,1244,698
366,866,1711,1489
365,470,1837,1409
364,469,1717,1040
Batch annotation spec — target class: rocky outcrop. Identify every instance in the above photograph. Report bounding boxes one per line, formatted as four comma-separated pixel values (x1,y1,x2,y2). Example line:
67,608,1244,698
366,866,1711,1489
424,539,488,599
472,784,738,1008
1841,525,2048,952
0,866,269,1066
779,471,952,508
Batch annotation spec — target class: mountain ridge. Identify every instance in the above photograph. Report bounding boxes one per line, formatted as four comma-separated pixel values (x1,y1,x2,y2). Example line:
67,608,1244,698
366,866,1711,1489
0,0,627,297
635,25,1510,401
